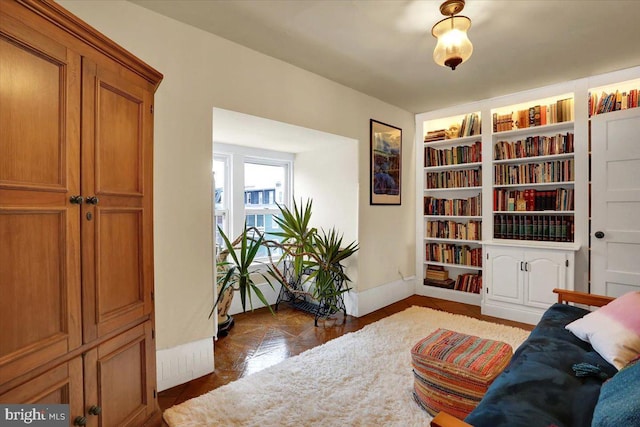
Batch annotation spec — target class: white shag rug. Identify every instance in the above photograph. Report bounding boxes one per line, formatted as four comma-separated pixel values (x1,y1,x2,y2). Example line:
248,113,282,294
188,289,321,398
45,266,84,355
163,306,531,427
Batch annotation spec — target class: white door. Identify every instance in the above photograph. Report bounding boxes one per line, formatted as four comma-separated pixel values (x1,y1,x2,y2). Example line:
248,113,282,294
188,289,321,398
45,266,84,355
591,108,640,297
485,246,523,304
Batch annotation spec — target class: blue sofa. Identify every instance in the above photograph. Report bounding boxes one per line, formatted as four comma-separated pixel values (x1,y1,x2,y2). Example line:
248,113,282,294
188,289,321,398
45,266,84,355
431,290,618,427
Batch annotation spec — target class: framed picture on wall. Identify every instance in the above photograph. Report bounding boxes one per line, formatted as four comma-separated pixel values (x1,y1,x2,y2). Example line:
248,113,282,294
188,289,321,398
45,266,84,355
370,119,402,205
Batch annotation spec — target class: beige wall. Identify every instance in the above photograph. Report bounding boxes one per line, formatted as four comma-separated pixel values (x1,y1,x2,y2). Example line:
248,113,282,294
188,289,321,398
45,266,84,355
58,0,415,350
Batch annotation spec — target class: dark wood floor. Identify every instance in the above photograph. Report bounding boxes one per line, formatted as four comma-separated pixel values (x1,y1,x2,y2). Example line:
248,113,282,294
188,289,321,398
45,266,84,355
158,295,534,411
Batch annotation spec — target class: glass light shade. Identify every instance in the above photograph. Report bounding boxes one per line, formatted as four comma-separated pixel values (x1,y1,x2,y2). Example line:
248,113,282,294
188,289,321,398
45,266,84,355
432,15,473,70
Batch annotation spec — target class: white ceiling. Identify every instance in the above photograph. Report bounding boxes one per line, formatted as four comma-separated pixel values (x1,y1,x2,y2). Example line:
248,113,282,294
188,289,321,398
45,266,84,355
129,0,640,114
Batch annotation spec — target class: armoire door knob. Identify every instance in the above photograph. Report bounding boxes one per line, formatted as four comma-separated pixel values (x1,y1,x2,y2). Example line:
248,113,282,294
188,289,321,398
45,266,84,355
70,195,84,204
594,231,605,239
88,405,102,416
73,416,87,426
86,196,99,205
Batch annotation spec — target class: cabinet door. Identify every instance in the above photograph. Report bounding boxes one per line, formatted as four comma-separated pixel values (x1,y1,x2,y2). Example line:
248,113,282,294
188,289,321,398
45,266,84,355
0,12,82,385
81,56,155,342
84,322,157,427
524,250,567,309
485,247,523,304
0,357,83,423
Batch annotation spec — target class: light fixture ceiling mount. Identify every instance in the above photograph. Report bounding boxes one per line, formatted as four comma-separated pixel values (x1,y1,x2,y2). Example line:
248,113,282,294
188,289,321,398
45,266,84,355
432,0,473,71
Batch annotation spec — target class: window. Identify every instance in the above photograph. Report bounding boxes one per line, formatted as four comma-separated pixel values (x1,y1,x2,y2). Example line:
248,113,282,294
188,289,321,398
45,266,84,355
212,144,293,262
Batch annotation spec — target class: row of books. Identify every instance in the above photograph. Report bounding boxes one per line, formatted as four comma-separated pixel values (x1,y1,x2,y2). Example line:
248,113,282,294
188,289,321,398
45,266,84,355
458,113,481,138
454,273,482,294
494,159,574,185
426,169,482,189
493,215,574,242
424,141,481,167
493,133,574,161
423,113,482,142
425,243,483,267
424,195,482,216
423,272,482,294
492,98,574,132
589,89,639,117
426,220,482,241
493,188,574,212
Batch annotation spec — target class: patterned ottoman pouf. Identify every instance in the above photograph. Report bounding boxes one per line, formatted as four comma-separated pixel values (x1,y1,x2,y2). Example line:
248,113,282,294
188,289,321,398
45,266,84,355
411,328,513,419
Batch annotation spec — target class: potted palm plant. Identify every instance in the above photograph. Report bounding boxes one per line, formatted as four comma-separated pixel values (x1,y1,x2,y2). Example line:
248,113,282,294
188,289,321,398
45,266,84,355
209,223,274,335
266,199,359,325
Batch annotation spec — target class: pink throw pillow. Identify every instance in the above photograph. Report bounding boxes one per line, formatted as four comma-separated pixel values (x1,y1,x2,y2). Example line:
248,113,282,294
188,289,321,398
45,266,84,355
565,291,640,370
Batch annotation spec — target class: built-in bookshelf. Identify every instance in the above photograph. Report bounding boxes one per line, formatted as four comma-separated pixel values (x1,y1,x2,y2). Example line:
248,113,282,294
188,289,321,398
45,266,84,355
416,67,640,321
491,94,576,244
422,111,483,301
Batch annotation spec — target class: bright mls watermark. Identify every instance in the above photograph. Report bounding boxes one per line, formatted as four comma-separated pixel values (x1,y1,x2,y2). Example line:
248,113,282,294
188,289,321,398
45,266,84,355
0,405,69,426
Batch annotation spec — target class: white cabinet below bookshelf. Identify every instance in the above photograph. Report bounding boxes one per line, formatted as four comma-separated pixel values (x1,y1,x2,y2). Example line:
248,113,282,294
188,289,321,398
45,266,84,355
483,244,575,324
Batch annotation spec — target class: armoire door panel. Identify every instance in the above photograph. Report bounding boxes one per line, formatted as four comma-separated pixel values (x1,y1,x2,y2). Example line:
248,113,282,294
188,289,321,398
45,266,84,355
0,17,75,191
94,209,146,336
84,323,155,427
96,81,144,196
82,57,153,342
0,209,81,384
0,357,83,421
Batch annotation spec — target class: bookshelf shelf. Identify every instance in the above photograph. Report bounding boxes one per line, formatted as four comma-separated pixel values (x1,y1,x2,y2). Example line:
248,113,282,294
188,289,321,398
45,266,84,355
424,162,481,172
492,121,573,138
424,186,482,192
424,134,480,147
424,237,481,244
493,153,573,165
493,210,574,215
424,215,482,220
493,181,575,189
423,261,483,271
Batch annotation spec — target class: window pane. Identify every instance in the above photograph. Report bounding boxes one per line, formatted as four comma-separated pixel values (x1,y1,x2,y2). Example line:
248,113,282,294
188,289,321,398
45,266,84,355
244,162,286,208
213,158,226,209
214,213,227,251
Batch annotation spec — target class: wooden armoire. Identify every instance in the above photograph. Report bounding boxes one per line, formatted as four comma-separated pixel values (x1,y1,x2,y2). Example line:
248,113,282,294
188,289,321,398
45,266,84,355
0,0,163,425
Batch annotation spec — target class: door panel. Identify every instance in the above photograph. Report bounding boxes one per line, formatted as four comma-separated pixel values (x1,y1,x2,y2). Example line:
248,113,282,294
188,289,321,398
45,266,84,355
95,209,145,336
0,357,83,423
96,82,144,195
591,110,640,296
525,251,566,308
82,57,154,342
0,16,81,386
84,323,156,427
486,249,523,304
0,18,69,190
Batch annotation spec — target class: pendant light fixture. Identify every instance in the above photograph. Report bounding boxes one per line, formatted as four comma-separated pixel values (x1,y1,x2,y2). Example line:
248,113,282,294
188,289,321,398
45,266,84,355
432,0,473,70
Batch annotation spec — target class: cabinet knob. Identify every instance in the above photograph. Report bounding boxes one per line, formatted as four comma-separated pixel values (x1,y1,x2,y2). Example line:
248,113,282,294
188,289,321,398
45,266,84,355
73,416,87,426
594,231,605,239
88,405,102,416
70,195,84,205
86,196,99,205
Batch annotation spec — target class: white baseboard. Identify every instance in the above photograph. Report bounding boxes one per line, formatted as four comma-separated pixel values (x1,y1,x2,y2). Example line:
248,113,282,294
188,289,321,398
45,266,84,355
352,276,416,317
156,337,214,392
